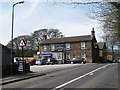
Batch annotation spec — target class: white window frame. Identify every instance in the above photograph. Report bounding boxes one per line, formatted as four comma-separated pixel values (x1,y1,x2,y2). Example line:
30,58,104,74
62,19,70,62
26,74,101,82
81,53,86,59
81,42,85,49
51,44,55,51
43,45,47,51
66,43,70,50
66,54,70,60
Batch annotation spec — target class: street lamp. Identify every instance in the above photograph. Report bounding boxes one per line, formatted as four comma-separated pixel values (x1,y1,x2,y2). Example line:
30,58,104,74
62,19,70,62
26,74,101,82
11,0,24,75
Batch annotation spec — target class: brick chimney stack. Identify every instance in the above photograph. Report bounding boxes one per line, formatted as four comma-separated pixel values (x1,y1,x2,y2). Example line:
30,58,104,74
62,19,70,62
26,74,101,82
43,35,47,40
91,27,95,37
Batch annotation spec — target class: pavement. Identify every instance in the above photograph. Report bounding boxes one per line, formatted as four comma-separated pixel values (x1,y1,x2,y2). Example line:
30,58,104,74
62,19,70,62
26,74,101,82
1,64,87,85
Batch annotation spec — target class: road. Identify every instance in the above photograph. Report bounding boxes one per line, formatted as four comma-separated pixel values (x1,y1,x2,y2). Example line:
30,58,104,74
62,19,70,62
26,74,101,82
2,63,119,89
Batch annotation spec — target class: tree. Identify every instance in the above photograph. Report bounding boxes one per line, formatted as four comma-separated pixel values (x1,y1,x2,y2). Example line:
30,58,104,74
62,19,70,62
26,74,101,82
87,2,120,61
88,2,120,38
31,28,62,51
7,35,33,50
7,28,62,51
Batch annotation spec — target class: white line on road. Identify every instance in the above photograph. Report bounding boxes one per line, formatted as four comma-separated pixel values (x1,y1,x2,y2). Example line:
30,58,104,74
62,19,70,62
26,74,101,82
52,64,111,90
89,72,94,76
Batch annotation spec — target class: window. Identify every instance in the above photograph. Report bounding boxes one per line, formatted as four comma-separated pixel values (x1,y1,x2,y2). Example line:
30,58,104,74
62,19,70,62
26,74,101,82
51,44,55,51
81,53,86,59
56,44,64,51
66,54,70,60
66,43,70,50
43,45,47,51
81,42,85,49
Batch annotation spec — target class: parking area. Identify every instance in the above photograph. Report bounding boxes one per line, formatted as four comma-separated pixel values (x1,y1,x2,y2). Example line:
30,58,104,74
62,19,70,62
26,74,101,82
30,64,85,72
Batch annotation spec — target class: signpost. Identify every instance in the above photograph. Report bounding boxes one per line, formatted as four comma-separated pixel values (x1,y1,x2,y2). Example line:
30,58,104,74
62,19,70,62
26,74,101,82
18,39,26,74
19,39,26,60
19,39,26,47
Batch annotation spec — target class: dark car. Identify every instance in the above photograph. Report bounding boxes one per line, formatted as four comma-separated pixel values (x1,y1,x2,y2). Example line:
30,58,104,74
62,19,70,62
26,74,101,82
46,58,58,65
51,58,58,64
72,58,81,64
65,59,71,64
41,58,48,65
82,58,86,64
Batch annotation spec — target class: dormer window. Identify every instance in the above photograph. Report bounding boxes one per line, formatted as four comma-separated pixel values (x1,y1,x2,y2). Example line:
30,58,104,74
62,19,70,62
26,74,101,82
81,42,85,50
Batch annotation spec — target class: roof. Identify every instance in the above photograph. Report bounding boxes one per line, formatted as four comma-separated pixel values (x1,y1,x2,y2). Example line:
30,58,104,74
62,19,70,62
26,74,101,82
97,42,106,49
40,35,92,44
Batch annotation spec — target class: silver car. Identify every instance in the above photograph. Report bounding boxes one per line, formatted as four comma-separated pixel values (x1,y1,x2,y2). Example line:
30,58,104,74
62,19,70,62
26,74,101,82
35,59,42,65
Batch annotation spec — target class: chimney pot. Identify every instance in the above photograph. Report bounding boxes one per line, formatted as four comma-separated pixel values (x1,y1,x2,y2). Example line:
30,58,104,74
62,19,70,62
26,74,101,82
91,27,95,37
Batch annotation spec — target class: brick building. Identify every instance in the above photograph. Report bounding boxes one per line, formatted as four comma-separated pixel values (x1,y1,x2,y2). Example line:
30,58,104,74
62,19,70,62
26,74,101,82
39,28,99,63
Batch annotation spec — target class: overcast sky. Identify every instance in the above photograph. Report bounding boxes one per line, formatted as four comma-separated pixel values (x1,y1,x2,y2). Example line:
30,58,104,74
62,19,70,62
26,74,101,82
0,0,103,46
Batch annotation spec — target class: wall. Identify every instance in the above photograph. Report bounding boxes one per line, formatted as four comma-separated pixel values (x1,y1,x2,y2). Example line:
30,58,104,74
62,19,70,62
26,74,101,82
40,40,99,63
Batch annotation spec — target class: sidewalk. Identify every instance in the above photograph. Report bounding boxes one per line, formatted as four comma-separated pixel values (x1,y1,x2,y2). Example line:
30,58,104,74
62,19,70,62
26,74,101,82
1,64,85,85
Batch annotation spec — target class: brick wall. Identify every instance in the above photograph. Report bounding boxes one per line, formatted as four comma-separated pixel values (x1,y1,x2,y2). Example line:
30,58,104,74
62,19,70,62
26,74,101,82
40,40,99,63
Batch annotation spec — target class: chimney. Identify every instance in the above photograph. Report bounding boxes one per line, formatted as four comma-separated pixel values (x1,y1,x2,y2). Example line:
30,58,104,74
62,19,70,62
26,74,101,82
91,27,95,37
43,35,47,40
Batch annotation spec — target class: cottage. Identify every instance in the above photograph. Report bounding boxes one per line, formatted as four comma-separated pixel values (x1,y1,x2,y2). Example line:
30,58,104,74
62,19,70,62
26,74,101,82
39,28,99,63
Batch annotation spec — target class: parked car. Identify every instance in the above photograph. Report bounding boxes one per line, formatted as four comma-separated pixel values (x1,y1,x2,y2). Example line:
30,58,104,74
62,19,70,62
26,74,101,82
35,59,42,65
29,59,36,65
65,59,71,64
46,58,51,65
46,58,58,65
41,58,48,65
72,58,82,64
82,58,86,64
26,60,30,64
51,58,58,64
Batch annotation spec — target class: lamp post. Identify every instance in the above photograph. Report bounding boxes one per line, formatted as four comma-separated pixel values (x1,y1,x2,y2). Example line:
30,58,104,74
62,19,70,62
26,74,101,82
11,0,24,75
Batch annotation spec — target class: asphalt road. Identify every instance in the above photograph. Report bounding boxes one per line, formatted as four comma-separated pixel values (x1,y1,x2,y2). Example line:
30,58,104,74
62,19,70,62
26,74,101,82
2,63,119,89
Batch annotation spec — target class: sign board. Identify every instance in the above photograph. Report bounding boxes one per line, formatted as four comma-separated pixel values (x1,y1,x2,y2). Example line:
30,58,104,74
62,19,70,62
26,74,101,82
40,53,52,57
19,39,26,47
18,60,24,72
18,60,25,72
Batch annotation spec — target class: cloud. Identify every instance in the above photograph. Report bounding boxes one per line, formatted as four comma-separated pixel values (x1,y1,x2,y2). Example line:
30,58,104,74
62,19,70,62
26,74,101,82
0,2,101,45
51,21,96,35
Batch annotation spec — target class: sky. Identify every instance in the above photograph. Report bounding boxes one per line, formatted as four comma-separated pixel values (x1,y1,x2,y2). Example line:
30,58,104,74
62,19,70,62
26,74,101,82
0,0,103,46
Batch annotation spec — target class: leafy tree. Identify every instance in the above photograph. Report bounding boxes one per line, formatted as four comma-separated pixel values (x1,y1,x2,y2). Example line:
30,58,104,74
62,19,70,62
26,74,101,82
7,35,33,50
31,28,62,51
7,28,62,51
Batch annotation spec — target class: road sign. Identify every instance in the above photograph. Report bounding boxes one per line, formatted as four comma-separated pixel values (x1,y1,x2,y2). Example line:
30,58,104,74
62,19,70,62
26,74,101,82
18,60,25,73
19,39,26,47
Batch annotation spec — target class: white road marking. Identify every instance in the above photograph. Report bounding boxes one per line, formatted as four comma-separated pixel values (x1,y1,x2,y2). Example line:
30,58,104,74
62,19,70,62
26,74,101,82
53,64,111,89
89,72,94,76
